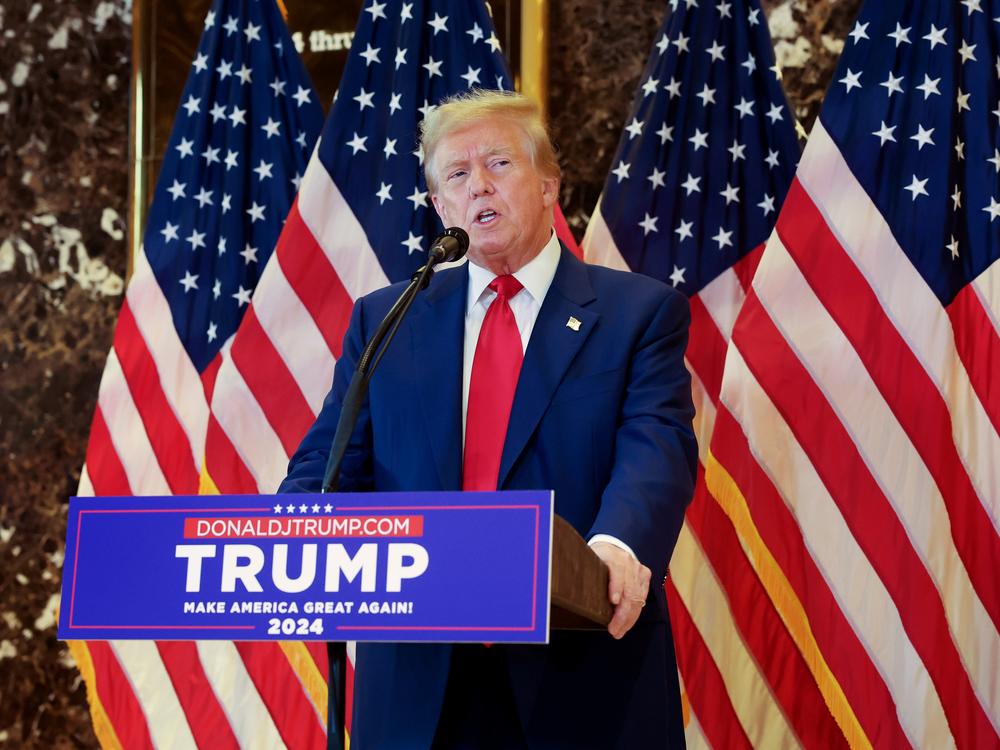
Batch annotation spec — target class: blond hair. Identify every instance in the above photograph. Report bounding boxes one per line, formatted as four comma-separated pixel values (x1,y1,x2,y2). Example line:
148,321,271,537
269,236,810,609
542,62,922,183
419,89,561,193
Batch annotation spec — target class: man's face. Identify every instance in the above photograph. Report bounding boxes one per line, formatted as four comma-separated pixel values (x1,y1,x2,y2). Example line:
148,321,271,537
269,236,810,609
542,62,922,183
430,118,559,274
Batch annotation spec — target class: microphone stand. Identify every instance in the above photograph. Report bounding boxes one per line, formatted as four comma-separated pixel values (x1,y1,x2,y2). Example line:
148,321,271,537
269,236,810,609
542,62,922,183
320,230,465,750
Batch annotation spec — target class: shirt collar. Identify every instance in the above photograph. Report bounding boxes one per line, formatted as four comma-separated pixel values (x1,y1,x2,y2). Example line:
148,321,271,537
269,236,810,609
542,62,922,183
466,231,561,313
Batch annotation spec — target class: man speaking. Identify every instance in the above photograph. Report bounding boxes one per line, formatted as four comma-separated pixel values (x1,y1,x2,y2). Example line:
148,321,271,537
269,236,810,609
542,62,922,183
280,90,697,749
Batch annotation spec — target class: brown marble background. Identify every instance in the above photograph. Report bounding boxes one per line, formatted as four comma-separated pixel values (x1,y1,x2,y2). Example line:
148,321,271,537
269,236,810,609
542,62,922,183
0,0,858,746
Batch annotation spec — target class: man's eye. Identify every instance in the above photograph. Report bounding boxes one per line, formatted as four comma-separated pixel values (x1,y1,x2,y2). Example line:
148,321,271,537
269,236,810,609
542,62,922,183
447,170,466,180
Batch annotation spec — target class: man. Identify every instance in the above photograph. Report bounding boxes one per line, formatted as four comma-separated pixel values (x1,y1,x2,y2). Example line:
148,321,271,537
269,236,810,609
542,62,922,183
280,90,697,748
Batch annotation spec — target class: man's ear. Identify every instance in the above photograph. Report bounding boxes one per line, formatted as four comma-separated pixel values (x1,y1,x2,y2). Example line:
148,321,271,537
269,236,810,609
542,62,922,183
431,193,447,224
541,177,560,209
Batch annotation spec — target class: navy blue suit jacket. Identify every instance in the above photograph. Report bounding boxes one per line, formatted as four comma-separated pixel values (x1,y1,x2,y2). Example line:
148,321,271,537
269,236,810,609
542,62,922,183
280,247,697,749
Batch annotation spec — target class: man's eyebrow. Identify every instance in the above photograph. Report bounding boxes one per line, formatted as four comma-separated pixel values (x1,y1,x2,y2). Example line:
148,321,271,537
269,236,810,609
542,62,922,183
439,146,516,173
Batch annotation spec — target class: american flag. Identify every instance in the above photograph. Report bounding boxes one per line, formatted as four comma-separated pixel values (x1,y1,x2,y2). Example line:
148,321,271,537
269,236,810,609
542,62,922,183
706,0,1000,748
580,1,819,747
199,0,577,744
71,0,326,746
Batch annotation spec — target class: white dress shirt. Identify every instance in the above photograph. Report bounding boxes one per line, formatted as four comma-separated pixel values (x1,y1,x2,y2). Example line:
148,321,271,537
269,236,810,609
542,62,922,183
461,231,635,559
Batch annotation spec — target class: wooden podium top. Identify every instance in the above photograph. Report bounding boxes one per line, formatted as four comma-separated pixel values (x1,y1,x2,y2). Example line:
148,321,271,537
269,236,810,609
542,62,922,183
550,515,614,630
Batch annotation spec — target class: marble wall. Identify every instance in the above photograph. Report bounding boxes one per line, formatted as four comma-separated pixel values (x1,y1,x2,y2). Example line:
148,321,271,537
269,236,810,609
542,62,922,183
0,0,857,745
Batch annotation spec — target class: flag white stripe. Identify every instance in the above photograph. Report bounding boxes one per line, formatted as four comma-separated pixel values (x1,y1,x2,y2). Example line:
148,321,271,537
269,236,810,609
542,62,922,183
77,464,94,497
195,641,287,750
697,267,745,341
250,263,336,416
757,235,1000,724
297,156,389,302
798,124,1000,518
111,641,198,750
127,250,209,466
720,342,953,749
97,352,171,495
670,523,799,749
677,670,712,750
581,204,630,271
687,364,715,466
971,260,1000,340
211,347,289,493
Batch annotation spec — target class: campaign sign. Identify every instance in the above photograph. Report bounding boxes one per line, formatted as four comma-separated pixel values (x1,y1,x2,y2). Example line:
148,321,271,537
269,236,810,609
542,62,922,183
59,491,553,643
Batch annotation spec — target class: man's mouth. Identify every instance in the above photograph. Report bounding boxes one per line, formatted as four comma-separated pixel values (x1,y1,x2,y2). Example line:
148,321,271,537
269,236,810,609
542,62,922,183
475,209,498,225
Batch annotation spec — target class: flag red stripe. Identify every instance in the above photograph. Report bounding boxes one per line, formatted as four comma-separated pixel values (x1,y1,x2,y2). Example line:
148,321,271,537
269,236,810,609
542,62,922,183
733,290,997,750
85,408,132,495
732,243,765,293
553,206,581,258
947,285,1000,437
305,642,329,683
230,308,317,457
711,405,914,749
201,354,223,403
779,179,1000,631
234,642,326,750
345,653,355,737
204,414,259,493
686,475,850,749
155,642,240,750
87,642,155,750
686,296,727,403
276,204,354,359
666,577,753,750
113,304,200,494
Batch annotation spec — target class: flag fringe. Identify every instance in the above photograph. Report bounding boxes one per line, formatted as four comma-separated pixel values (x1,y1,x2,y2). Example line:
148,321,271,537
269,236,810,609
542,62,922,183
279,641,330,729
703,451,872,750
67,641,125,750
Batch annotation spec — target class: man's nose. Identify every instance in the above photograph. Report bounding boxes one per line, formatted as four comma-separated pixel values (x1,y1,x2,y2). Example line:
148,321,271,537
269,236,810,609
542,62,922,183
468,165,494,197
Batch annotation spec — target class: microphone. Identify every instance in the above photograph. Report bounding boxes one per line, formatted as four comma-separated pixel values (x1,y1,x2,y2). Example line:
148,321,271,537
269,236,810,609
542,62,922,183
428,227,469,264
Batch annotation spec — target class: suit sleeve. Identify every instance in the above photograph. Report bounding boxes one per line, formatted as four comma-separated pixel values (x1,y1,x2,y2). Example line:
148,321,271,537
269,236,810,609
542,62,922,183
586,288,698,578
277,298,375,495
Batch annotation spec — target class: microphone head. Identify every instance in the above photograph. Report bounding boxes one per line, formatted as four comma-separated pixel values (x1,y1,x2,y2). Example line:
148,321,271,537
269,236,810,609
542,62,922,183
433,226,470,263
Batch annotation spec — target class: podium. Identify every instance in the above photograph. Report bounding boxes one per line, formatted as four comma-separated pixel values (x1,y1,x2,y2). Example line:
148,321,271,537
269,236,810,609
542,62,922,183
551,515,614,629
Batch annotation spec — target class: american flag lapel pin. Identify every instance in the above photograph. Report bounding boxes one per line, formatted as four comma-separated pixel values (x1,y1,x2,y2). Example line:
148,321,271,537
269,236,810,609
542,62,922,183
566,316,581,331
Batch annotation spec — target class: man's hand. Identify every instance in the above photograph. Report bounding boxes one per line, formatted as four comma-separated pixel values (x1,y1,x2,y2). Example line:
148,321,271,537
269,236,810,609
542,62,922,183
590,541,652,639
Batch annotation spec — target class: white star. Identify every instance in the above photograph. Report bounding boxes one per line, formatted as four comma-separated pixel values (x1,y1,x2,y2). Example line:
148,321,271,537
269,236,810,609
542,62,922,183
206,323,218,343
728,140,746,161
910,124,935,150
904,175,929,201
734,97,754,118
240,243,258,264
383,138,397,158
675,219,694,241
204,10,215,27
766,103,784,123
881,72,904,96
176,137,194,158
212,279,221,299
201,146,220,165
647,167,666,189
407,186,428,209
274,39,283,55
229,106,246,126
669,265,686,287
771,62,783,81
428,12,448,34
994,103,1000,124
467,23,484,42
713,227,734,249
957,90,971,113
611,161,630,182
192,52,208,73
221,193,231,213
354,88,375,110
720,183,740,204
254,160,273,180
223,15,238,35
180,271,198,292
291,173,303,191
247,202,265,222
461,65,482,87
689,129,708,150
423,57,443,78
765,149,780,169
748,8,760,25
656,123,673,143
293,86,312,107
216,60,232,80
962,0,983,14
167,180,186,201
673,33,690,54
261,118,281,139
347,132,368,154
160,221,179,242
839,69,862,92
758,194,776,215
236,64,252,85
665,77,682,98
375,182,392,204
244,21,260,42
625,118,643,139
394,47,407,69
295,132,307,149
182,95,200,116
194,187,213,208
388,92,403,115
952,186,962,210
360,43,381,66
418,100,436,120
641,77,659,97
872,121,896,145
210,102,227,122
849,21,869,44
186,229,205,250
233,286,251,306
955,139,965,160
707,41,725,61
923,25,947,49
741,54,757,74
285,504,295,513
413,145,424,165
717,1,732,18
402,232,423,254
324,503,333,513
365,1,387,20
681,173,700,195
270,78,286,96
916,74,941,99
696,84,716,106
311,504,320,514
217,237,226,256
984,196,1000,221
947,235,960,260
988,148,1000,172
638,213,659,235
299,504,308,514
486,32,501,52
273,503,282,514
959,40,977,63
888,23,911,46
655,35,670,54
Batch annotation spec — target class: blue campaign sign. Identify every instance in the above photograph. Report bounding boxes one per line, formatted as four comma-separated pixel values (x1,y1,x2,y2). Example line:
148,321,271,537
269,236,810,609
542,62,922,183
59,491,553,643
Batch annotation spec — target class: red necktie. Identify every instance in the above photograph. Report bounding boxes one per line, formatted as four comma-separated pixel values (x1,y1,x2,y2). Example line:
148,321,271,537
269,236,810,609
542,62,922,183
463,275,524,491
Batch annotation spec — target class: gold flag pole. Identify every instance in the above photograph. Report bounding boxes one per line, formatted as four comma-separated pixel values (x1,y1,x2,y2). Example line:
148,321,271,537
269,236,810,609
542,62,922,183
520,0,549,121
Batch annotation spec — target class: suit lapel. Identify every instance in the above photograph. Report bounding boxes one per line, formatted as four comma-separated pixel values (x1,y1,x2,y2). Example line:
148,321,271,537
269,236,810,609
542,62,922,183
409,265,467,490
498,249,598,487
